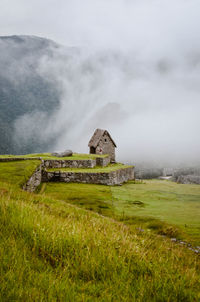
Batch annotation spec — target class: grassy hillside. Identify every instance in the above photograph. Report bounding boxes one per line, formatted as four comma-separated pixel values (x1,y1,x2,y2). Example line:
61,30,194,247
0,160,200,301
0,35,60,154
40,180,200,245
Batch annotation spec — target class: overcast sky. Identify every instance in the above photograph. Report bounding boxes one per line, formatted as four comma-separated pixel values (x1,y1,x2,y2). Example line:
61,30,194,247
1,0,200,51
1,0,200,165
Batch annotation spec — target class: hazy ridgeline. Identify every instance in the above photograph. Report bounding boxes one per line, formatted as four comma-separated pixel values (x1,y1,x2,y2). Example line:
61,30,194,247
0,33,200,168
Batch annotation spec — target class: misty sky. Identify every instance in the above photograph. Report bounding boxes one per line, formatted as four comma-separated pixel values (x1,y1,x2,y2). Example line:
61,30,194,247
1,0,200,165
1,0,200,51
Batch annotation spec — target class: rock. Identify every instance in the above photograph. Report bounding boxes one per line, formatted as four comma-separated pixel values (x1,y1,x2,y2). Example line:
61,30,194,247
61,150,73,157
51,152,61,156
136,227,144,232
171,238,177,242
51,150,73,157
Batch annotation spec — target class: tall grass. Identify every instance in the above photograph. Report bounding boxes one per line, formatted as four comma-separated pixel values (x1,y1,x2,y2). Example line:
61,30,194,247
0,161,199,300
0,185,199,301
42,181,200,244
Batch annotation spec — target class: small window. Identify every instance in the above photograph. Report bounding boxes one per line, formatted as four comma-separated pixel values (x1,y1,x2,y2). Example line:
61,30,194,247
104,138,107,142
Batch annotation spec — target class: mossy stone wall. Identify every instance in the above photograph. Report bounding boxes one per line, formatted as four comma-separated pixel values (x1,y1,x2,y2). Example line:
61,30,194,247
42,167,134,185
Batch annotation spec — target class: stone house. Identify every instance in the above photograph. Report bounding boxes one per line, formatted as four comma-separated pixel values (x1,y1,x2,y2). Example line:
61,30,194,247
88,129,117,162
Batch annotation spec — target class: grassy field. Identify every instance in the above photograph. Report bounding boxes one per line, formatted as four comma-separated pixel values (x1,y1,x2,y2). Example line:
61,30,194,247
112,180,200,244
0,160,41,187
40,180,200,245
0,160,200,301
0,153,108,160
47,163,133,173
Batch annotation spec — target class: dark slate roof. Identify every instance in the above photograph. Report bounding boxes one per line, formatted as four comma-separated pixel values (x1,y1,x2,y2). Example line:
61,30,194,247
88,129,117,148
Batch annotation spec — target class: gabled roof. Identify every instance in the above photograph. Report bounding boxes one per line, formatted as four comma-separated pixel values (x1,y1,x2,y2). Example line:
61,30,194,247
88,129,117,148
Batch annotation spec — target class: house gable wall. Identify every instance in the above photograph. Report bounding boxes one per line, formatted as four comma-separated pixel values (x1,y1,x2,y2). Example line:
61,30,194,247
95,133,115,162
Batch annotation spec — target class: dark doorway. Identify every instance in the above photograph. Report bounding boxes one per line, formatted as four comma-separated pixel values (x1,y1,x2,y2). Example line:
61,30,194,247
90,147,96,154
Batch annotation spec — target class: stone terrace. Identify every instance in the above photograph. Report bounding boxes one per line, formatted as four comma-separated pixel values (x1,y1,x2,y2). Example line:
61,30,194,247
43,164,134,186
0,153,135,191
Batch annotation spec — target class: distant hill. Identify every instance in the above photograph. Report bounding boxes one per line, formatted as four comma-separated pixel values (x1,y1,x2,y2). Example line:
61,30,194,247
0,35,61,154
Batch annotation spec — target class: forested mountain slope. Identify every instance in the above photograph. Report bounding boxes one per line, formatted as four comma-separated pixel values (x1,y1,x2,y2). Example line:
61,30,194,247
0,35,61,154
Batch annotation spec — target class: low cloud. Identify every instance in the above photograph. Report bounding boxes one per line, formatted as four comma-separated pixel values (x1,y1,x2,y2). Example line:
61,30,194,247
16,43,200,166
0,0,200,166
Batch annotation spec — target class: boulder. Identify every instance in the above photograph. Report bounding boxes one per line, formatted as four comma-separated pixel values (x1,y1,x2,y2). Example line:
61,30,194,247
51,150,73,157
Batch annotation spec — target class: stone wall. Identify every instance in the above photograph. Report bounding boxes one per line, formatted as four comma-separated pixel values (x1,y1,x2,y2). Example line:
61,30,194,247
177,175,200,185
172,167,200,181
1,156,133,192
23,164,42,192
111,167,134,185
43,159,96,169
0,156,110,167
95,133,116,162
42,167,134,185
96,156,110,167
43,157,111,169
0,157,40,162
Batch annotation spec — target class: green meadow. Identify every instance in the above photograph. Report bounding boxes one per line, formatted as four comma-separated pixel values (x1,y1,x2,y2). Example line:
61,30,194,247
41,180,200,245
0,160,200,301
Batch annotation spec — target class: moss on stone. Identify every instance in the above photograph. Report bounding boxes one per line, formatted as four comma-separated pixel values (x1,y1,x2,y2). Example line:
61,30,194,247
47,163,134,173
0,153,108,160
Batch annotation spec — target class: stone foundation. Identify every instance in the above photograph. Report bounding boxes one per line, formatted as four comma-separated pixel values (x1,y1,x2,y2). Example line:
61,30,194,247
42,167,134,186
23,164,42,192
43,159,97,169
43,156,110,169
1,155,133,192
96,156,111,167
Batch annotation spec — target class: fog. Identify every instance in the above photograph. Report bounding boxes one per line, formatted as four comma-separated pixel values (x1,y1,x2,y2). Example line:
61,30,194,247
1,0,200,165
